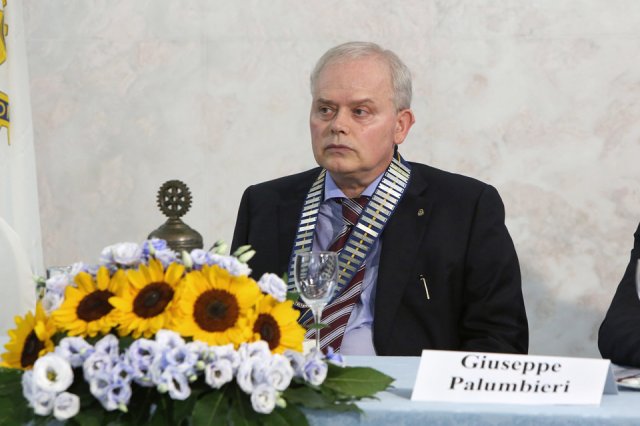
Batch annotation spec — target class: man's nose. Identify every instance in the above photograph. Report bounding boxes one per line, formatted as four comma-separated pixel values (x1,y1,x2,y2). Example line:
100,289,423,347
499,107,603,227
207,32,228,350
330,110,350,135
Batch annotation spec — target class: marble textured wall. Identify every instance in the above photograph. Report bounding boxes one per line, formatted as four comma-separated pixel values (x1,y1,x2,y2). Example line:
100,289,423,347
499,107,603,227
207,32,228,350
22,0,640,357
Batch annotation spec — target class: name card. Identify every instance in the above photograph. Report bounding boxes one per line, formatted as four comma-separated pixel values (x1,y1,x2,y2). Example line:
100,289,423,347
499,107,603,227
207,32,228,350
411,350,616,405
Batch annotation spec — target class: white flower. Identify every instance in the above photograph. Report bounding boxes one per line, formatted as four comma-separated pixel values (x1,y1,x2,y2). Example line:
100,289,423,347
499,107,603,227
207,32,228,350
41,291,64,315
257,273,287,302
238,341,271,362
155,329,185,350
283,350,305,378
250,383,277,414
236,357,270,394
53,392,80,420
154,248,178,266
265,354,294,391
204,359,234,389
89,372,112,399
45,274,71,295
31,388,56,416
302,354,328,386
112,242,143,265
33,353,74,393
101,242,142,266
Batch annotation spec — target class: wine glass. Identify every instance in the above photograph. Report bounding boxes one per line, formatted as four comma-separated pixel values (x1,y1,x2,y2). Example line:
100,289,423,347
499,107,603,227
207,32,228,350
294,251,338,351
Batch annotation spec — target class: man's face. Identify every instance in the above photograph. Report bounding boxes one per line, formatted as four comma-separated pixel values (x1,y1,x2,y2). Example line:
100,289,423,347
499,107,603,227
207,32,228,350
310,56,412,192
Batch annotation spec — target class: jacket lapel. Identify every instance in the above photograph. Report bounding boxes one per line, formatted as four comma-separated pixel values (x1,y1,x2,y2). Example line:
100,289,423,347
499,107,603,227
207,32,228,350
374,168,432,350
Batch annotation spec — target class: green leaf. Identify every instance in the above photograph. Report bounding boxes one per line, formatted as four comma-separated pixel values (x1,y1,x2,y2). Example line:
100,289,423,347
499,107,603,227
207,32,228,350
229,385,260,426
305,323,327,330
192,389,229,426
272,403,309,426
0,367,22,395
283,386,333,409
322,365,394,398
285,291,299,302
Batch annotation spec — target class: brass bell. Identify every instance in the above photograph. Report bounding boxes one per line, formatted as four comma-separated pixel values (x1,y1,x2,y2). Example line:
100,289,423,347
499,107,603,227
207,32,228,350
148,180,203,252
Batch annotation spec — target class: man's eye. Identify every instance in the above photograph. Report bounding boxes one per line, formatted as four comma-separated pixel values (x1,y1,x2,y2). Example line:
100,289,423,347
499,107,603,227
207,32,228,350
353,108,368,116
318,106,333,114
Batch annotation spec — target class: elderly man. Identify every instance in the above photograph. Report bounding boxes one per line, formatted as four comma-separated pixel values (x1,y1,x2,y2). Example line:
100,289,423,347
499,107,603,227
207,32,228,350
599,222,640,366
231,42,528,356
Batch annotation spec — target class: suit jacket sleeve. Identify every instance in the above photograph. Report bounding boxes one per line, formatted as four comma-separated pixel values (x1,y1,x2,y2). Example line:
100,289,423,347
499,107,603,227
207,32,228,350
459,185,528,353
598,222,640,366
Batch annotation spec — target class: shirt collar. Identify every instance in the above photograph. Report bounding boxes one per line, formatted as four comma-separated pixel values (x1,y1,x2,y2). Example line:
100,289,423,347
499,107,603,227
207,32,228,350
323,171,384,201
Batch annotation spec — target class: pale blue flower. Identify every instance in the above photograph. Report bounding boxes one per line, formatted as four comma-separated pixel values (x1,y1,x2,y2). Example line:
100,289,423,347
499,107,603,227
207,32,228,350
156,365,191,400
189,249,211,268
185,340,210,371
209,344,241,373
204,359,234,389
302,354,327,386
257,273,287,302
94,334,120,358
250,383,277,414
154,248,178,266
100,379,132,412
126,338,158,386
70,261,98,277
111,357,134,384
83,352,114,382
31,388,56,416
33,353,74,393
142,238,169,257
56,336,94,368
89,372,112,399
325,347,345,366
208,254,252,276
265,354,294,391
53,392,80,421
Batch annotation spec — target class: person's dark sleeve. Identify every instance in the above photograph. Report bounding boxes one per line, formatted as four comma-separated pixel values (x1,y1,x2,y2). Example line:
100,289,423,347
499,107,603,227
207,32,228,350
459,185,529,354
231,186,252,253
599,222,640,366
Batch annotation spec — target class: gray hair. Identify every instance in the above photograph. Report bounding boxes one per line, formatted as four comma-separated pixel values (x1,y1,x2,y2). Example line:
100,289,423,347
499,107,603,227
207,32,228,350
310,41,413,110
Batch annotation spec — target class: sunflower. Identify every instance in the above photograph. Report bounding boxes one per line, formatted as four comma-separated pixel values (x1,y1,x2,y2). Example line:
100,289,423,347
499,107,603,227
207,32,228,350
2,302,57,369
251,295,304,353
109,259,185,338
53,266,125,337
173,264,261,347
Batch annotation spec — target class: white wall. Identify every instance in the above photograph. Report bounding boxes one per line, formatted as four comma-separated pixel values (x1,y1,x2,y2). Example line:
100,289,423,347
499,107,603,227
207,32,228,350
23,0,640,357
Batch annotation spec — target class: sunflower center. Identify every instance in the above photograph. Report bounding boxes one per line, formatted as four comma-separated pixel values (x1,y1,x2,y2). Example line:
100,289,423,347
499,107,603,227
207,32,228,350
193,289,239,332
77,290,115,322
253,314,281,350
133,282,175,318
20,330,44,368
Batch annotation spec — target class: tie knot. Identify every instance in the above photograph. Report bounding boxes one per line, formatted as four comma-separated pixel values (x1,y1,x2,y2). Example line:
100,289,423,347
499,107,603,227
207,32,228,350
340,196,368,226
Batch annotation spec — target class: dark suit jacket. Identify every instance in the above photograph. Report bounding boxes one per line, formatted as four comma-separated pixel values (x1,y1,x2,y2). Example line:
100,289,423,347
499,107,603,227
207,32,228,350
599,222,640,366
231,162,529,356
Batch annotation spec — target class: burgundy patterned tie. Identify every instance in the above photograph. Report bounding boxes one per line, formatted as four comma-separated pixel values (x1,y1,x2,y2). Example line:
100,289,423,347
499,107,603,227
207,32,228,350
304,196,368,352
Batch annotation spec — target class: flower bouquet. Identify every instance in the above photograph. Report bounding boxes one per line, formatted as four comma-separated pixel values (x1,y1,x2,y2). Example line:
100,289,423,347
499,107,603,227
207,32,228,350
0,239,393,425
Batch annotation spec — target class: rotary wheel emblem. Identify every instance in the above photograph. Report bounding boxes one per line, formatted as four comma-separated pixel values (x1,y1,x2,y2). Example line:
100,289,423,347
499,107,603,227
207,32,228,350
157,180,192,219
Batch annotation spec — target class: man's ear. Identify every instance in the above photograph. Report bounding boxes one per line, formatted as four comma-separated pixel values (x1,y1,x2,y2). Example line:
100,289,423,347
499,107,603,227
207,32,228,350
394,109,415,145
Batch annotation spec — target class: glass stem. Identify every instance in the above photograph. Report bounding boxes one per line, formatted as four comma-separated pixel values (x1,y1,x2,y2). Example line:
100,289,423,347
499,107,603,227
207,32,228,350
312,307,324,353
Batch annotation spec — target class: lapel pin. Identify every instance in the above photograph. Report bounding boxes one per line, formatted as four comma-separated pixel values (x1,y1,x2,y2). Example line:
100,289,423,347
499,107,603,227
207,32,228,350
417,208,425,217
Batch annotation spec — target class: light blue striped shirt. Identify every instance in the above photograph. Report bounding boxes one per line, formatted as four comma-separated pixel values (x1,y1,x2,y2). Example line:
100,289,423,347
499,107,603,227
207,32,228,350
311,172,384,355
